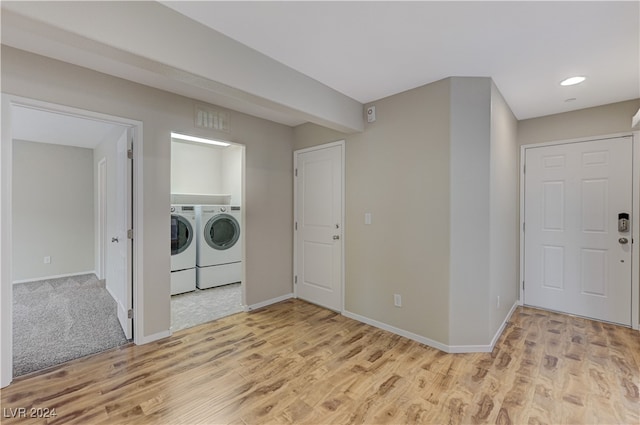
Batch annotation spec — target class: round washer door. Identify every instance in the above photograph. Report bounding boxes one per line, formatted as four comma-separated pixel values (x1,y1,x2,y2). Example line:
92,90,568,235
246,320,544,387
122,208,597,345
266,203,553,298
204,214,240,250
171,215,193,255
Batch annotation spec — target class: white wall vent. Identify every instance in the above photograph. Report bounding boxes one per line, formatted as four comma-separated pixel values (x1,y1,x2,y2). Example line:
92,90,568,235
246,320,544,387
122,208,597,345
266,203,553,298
195,106,230,132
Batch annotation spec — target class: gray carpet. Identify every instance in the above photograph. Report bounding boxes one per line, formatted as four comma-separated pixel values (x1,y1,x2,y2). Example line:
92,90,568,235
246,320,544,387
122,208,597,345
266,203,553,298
171,282,243,332
13,274,129,377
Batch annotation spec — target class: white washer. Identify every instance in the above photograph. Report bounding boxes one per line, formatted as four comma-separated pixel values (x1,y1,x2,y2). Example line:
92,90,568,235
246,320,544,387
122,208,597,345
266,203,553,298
196,205,242,289
171,205,196,295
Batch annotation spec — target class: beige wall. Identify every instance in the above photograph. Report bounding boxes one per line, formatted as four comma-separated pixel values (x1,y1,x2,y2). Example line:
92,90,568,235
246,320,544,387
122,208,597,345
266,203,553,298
294,77,519,349
12,140,95,281
295,79,452,344
2,46,294,338
448,78,492,345
489,82,519,336
518,99,640,145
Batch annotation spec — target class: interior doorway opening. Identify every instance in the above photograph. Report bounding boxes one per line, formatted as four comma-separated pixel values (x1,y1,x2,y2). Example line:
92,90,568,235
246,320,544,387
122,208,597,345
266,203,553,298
1,95,143,386
169,132,246,332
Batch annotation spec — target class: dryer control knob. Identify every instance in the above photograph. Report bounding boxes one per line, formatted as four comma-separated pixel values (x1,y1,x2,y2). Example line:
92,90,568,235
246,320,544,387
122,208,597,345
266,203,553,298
220,207,227,212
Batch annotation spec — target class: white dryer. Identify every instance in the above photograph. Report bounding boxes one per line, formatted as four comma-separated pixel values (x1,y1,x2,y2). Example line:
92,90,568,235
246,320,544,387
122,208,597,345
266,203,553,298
196,205,242,289
171,205,196,295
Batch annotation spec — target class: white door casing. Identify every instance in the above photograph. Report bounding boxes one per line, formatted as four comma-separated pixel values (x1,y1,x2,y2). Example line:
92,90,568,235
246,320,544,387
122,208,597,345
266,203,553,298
523,136,633,326
294,141,344,312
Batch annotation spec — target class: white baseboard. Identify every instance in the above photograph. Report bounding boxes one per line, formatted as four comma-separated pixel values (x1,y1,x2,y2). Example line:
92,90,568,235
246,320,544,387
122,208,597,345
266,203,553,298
342,309,450,353
138,330,171,345
12,270,96,284
105,284,116,302
246,293,294,311
343,300,519,354
448,301,519,353
490,301,519,348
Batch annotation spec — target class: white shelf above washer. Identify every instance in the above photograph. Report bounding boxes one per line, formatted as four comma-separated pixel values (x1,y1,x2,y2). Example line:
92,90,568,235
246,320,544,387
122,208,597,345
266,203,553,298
171,193,231,205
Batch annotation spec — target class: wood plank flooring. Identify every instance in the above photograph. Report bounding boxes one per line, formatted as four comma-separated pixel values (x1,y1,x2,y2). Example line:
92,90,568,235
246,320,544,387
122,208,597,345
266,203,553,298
1,299,638,424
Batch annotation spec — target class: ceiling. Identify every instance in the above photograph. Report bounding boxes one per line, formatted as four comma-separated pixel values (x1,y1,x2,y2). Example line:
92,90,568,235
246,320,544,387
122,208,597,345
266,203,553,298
3,1,638,141
162,1,639,120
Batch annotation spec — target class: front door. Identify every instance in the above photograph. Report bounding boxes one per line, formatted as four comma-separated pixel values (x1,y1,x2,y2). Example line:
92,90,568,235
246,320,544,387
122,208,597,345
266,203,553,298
523,136,633,325
294,142,344,311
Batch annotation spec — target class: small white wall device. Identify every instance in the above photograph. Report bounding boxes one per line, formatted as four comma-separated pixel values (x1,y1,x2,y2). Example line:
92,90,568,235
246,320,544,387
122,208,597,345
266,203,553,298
366,106,376,123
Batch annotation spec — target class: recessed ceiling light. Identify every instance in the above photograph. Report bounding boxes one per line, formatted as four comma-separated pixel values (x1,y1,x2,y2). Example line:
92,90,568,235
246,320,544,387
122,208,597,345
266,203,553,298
560,76,586,86
171,132,230,147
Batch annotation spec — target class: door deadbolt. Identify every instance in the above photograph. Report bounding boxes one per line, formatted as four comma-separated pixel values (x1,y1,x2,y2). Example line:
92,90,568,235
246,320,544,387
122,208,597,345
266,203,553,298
618,213,630,232
619,237,629,245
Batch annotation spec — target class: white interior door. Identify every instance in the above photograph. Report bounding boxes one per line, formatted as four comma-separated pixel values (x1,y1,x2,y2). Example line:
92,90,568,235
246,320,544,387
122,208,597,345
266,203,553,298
294,142,344,311
524,136,633,325
112,130,133,338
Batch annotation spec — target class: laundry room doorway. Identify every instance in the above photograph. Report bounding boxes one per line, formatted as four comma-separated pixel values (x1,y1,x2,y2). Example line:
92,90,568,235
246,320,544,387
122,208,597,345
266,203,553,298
1,95,143,384
169,131,246,332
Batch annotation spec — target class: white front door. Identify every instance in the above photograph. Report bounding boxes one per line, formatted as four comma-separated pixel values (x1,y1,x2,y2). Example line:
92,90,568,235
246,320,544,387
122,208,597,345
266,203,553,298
294,142,344,311
523,136,633,325
113,130,133,338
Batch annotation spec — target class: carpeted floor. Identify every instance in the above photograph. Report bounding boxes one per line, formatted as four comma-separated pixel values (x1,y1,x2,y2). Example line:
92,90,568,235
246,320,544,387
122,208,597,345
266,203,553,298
171,282,243,332
13,274,129,377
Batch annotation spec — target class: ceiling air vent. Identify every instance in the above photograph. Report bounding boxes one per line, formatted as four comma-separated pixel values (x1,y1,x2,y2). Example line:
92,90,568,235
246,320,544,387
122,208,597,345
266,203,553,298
195,105,230,132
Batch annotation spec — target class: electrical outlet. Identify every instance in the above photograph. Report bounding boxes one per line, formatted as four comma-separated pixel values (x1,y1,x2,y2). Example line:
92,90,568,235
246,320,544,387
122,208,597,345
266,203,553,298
394,293,402,307
496,295,501,309
44,256,51,264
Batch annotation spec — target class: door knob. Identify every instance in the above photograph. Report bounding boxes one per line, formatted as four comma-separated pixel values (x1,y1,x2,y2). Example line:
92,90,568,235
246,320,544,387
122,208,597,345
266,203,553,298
333,235,340,240
112,237,119,243
619,237,629,245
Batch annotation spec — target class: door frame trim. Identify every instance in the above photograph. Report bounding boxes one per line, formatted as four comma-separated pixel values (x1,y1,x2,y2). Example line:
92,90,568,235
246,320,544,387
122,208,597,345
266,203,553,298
1,94,145,387
519,132,639,330
293,140,345,312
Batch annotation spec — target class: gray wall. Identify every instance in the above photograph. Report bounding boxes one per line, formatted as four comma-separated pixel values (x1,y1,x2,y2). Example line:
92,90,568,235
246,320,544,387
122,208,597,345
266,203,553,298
3,46,294,338
489,82,519,338
448,78,519,347
448,78,492,346
294,77,519,349
518,99,640,145
12,140,94,281
295,79,452,344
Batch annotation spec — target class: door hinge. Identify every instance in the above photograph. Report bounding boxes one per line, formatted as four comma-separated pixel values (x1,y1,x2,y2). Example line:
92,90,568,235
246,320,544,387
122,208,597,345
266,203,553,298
522,281,525,290
127,309,133,319
523,222,525,232
127,229,133,239
523,164,526,174
127,148,133,159
295,222,297,231
294,275,298,284
295,168,298,177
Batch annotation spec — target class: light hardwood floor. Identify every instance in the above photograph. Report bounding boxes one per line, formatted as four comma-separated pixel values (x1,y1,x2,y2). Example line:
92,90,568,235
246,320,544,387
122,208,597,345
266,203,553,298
1,299,639,424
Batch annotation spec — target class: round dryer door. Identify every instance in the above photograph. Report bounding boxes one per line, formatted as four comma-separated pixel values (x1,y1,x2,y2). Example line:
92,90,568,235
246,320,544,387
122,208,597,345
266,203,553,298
171,215,193,255
204,214,240,250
